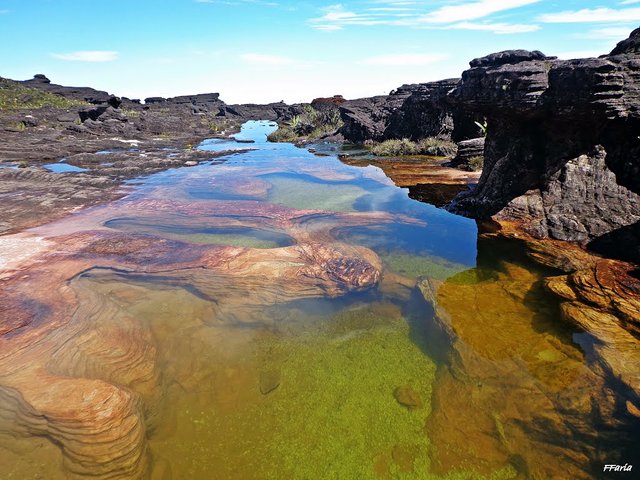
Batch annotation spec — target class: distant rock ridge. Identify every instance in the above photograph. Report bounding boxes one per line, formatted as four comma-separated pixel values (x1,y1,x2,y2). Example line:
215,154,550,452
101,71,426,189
336,80,478,143
21,74,120,106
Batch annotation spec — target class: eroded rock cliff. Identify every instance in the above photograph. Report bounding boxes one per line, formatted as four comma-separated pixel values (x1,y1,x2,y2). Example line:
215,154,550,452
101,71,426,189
448,29,640,264
338,80,478,143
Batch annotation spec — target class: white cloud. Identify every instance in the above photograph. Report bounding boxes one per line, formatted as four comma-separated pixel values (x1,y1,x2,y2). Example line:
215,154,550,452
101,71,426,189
539,7,640,23
576,26,636,40
360,53,447,66
309,1,541,32
314,24,343,31
421,0,541,24
240,53,294,65
448,21,540,34
51,51,119,62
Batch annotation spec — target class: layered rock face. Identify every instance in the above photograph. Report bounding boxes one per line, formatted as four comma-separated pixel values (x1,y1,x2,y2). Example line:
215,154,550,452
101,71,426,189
451,137,485,170
338,81,477,143
22,74,119,105
11,74,303,138
448,30,640,263
385,80,478,142
338,89,412,143
141,93,305,123
218,102,305,122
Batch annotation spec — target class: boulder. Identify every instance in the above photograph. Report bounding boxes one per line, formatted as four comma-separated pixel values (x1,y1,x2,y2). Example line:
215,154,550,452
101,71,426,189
450,137,485,170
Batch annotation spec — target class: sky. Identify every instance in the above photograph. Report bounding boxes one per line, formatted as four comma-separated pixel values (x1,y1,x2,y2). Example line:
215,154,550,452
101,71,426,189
0,1,638,103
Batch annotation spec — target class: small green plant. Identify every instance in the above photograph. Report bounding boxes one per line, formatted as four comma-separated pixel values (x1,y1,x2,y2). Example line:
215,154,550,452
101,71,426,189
268,106,343,144
466,155,484,171
475,120,488,137
289,115,301,128
18,160,28,168
371,137,457,157
267,126,298,143
121,108,141,119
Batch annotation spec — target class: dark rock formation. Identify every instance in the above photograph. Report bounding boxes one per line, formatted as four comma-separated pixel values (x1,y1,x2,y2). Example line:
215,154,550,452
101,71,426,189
21,74,119,105
451,137,485,170
609,27,640,55
386,79,478,142
338,92,410,143
311,95,346,108
144,92,222,107
338,80,478,144
448,30,640,263
469,49,550,68
219,102,304,122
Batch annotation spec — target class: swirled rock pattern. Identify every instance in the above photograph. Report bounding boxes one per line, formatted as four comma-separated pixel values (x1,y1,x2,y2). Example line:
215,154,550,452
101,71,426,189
0,188,402,478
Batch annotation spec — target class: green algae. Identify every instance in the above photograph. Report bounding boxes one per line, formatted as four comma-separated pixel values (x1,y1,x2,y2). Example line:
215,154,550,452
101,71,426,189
383,252,468,280
141,299,517,480
266,176,368,212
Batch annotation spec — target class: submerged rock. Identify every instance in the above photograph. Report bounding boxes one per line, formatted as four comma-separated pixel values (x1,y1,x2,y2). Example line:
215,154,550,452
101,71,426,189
420,248,637,479
259,369,281,395
393,385,423,409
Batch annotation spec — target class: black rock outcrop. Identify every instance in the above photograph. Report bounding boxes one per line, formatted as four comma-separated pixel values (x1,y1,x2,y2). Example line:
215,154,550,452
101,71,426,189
219,102,305,122
21,74,119,105
338,80,479,143
338,89,412,143
451,137,485,170
447,30,640,263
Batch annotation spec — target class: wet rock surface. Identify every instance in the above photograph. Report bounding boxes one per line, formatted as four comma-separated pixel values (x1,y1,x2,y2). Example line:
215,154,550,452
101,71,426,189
420,233,640,479
0,148,242,234
0,74,299,234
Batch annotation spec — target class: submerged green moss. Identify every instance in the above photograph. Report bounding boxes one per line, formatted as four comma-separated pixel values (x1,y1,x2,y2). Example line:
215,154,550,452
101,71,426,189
383,253,468,280
144,299,516,480
267,177,367,212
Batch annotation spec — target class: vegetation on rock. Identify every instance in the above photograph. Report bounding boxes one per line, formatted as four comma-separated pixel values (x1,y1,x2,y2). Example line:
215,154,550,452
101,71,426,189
0,78,87,110
465,155,484,171
371,138,457,157
268,104,343,143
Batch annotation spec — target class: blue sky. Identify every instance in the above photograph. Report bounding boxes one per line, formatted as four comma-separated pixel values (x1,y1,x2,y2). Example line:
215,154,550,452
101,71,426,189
0,1,638,103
